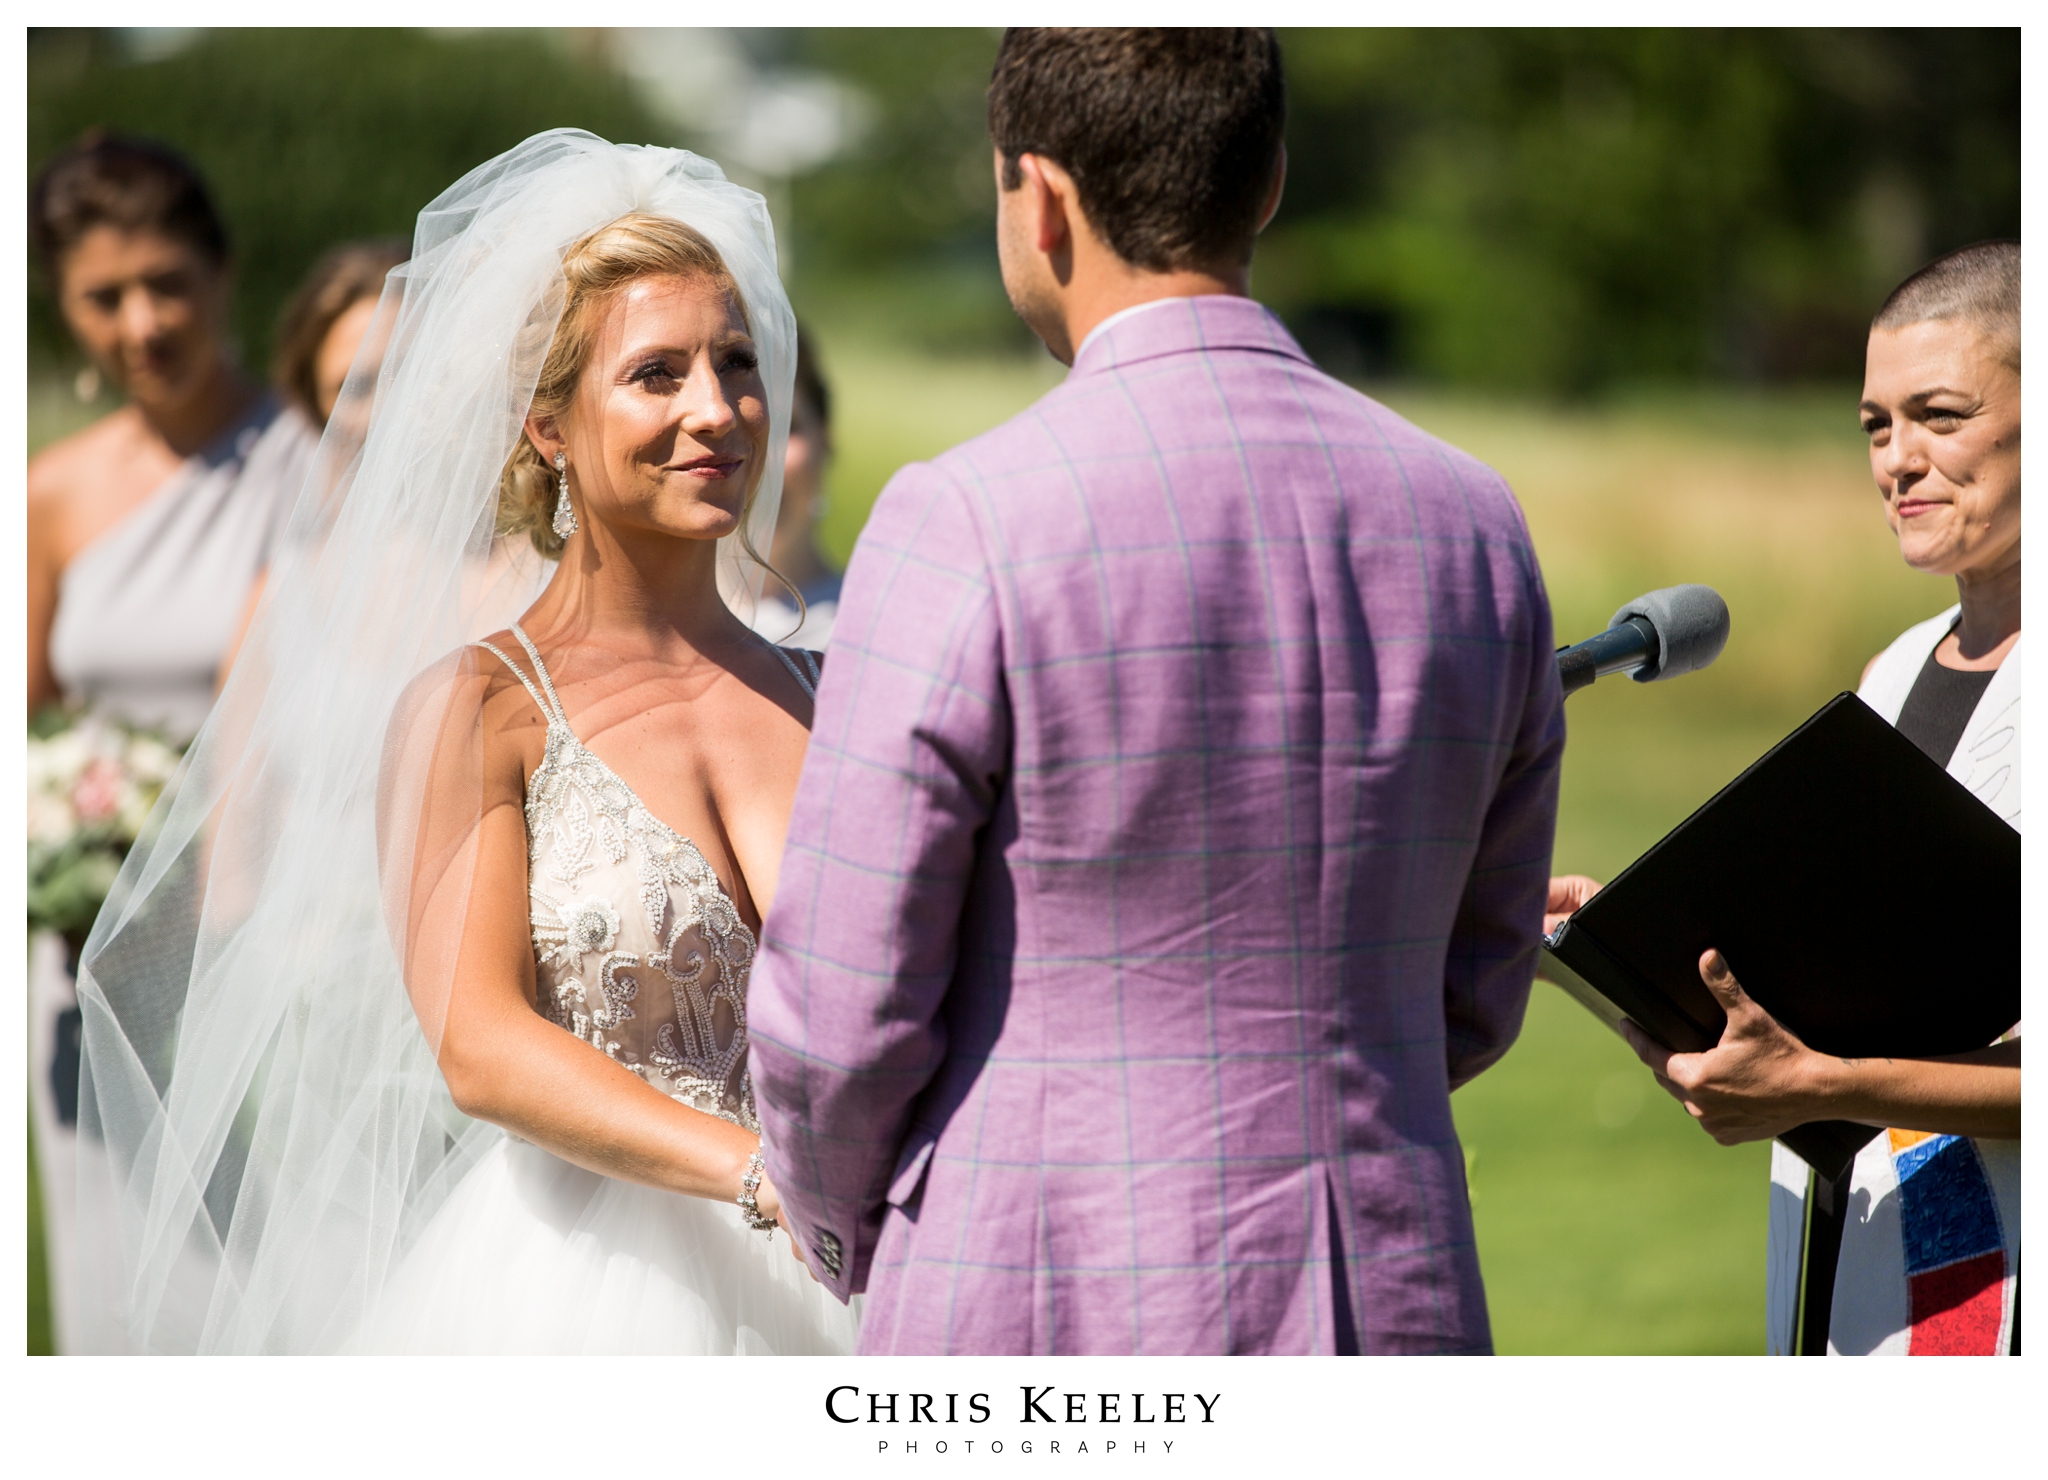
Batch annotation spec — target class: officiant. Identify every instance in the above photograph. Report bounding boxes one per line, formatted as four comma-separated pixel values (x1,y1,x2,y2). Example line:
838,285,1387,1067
1619,242,2021,1356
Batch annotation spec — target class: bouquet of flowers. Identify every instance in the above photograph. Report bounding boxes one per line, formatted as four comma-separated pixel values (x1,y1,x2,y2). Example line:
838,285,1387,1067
27,706,184,946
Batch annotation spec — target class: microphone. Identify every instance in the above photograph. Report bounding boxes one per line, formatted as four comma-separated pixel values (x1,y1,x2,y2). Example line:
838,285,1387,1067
1557,584,1730,696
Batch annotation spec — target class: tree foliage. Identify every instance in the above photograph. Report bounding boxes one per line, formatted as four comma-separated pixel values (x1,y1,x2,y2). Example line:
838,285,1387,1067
28,28,673,371
779,28,1027,351
775,27,2016,386
27,28,2019,392
1267,28,2020,390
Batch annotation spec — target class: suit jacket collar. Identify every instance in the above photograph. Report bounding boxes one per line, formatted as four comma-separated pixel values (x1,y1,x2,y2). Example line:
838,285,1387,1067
1069,293,1313,377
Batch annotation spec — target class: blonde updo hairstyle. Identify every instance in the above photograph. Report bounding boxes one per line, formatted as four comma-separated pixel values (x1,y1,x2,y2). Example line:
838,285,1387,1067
499,211,755,559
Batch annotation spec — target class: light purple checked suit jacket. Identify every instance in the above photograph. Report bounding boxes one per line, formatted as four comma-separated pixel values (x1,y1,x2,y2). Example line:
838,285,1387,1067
751,296,1563,1355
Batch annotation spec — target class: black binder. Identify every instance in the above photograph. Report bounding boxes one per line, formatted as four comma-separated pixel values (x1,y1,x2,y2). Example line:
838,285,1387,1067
1541,692,2019,1181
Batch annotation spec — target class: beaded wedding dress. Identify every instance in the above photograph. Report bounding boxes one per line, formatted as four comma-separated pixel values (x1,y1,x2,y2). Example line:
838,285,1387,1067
72,132,858,1353
351,628,856,1353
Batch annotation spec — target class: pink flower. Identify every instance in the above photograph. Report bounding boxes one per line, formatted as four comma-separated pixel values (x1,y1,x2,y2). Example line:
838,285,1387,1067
72,758,125,824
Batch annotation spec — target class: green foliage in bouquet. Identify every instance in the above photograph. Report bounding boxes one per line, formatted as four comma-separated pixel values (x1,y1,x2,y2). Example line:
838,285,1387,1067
27,705,183,944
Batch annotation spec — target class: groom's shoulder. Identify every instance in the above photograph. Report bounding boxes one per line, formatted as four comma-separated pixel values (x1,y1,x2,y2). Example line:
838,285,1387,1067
937,379,1087,478
1009,343,1522,525
866,334,1529,550
864,385,1085,522
1327,386,1523,508
1214,356,1530,539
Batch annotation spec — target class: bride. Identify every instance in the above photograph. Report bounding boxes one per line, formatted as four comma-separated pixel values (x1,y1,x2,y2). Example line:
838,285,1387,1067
72,131,859,1354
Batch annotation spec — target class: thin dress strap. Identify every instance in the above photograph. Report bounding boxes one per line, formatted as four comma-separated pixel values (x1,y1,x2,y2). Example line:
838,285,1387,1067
472,627,566,730
508,623,572,725
765,642,818,701
484,625,810,717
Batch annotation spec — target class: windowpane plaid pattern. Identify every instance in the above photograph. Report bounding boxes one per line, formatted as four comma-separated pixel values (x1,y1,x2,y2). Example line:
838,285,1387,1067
752,297,1563,1354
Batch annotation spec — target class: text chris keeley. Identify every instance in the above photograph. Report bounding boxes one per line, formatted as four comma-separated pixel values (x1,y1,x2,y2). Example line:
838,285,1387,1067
826,1388,1220,1426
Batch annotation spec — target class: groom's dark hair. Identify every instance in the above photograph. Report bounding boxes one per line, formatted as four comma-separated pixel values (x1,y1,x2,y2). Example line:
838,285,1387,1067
989,28,1285,273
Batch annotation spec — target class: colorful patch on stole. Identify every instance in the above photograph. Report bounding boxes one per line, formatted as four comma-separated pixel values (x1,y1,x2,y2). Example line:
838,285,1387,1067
1888,1129,2007,1355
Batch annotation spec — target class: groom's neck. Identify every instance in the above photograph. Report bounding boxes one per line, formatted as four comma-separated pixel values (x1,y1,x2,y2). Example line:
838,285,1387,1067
1010,192,1250,367
1052,257,1252,367
997,149,1273,367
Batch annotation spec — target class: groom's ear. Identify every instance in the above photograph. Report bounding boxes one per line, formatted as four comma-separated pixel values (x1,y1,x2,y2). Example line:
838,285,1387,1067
1255,145,1287,235
1012,152,1079,257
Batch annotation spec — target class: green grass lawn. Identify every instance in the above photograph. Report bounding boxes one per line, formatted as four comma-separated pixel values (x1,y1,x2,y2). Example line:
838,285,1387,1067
27,337,1947,1354
1457,986,1771,1352
27,1110,52,1355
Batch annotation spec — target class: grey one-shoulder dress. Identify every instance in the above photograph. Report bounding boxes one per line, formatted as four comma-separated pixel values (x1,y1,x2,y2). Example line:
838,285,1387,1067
33,390,316,1354
47,391,317,744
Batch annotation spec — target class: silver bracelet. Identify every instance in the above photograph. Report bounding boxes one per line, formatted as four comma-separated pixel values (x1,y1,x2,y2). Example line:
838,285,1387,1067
737,1148,777,1237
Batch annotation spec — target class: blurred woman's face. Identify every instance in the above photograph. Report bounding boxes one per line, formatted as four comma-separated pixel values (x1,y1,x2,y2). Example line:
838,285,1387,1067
776,391,828,536
58,225,232,412
547,273,768,546
314,294,381,424
1861,319,2020,582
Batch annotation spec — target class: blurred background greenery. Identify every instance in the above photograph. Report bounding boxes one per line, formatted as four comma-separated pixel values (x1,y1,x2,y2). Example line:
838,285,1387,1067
29,27,2019,385
26,26,2014,1354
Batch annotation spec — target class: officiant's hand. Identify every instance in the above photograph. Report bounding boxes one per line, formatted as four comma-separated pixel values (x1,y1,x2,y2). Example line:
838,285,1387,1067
1621,950,2022,1143
1544,875,1602,936
1619,949,1822,1144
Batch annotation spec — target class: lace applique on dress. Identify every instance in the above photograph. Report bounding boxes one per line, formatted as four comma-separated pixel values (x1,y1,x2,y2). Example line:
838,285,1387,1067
475,625,818,1134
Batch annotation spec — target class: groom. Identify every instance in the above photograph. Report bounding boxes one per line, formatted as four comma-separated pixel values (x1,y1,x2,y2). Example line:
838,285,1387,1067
751,29,1563,1354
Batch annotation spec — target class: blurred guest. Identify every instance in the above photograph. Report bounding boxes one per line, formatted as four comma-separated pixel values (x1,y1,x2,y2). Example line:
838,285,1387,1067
749,324,841,648
217,238,411,677
24,133,317,1354
28,133,317,741
273,236,408,428
1576,242,2020,1355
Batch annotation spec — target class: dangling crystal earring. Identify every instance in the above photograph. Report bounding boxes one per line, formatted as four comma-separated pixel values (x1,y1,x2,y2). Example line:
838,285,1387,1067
552,451,577,540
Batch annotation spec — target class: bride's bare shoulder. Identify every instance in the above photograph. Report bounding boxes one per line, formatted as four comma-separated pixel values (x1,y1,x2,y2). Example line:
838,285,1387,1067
393,642,490,706
386,640,549,758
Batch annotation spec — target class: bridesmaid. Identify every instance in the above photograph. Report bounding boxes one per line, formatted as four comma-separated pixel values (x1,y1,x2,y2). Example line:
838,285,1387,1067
219,237,411,676
28,133,317,740
272,237,409,431
24,133,316,1354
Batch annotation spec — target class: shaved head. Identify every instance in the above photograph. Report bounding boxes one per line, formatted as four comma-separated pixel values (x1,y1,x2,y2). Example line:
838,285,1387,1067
1872,240,2020,373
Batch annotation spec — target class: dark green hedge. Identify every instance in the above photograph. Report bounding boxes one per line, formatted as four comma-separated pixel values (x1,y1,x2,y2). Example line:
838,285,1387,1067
29,28,672,373
29,28,2019,392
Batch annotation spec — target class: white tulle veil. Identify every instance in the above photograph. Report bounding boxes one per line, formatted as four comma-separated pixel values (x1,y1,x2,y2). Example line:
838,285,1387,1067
72,130,796,1352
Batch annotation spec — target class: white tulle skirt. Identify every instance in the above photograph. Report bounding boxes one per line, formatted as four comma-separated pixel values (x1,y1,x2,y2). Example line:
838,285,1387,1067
349,1136,860,1354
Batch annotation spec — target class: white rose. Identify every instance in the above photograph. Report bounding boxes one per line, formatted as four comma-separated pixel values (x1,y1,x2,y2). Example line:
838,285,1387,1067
37,731,91,789
117,787,158,840
28,790,77,846
125,737,180,787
